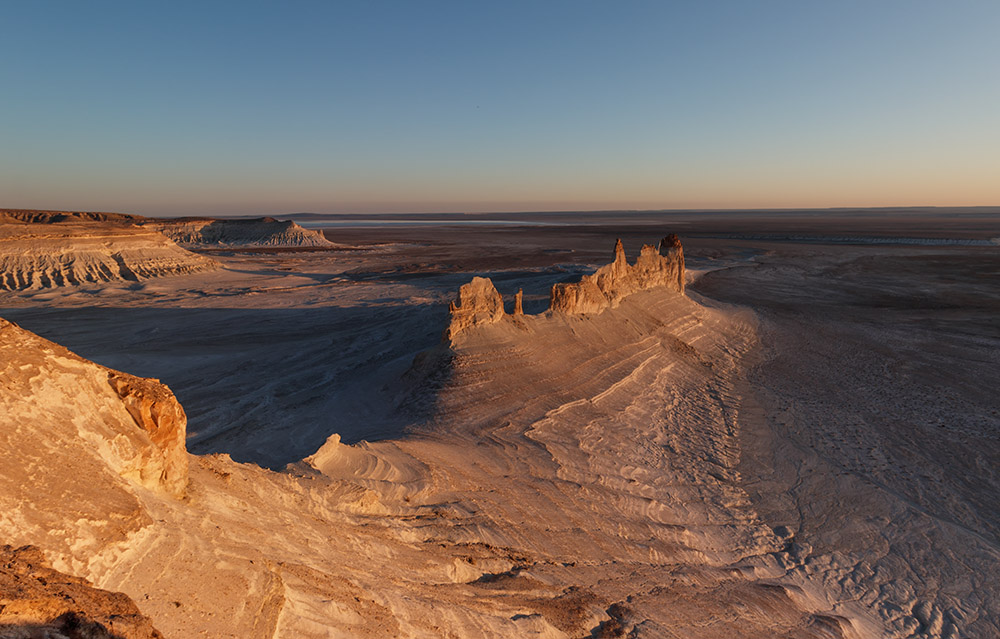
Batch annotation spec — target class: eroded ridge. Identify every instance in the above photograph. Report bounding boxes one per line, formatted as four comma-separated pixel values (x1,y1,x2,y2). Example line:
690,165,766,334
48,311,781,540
445,235,685,340
0,224,217,291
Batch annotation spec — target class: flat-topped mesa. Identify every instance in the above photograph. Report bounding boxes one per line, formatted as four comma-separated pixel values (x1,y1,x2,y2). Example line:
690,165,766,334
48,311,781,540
147,217,335,248
0,224,217,291
551,235,685,314
445,235,685,340
444,276,507,340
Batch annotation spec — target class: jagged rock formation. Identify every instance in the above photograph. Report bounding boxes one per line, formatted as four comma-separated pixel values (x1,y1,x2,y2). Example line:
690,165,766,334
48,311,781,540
444,276,507,340
107,373,190,498
551,235,684,314
445,236,685,340
0,224,217,291
0,545,163,639
0,260,893,637
146,217,335,248
0,318,189,500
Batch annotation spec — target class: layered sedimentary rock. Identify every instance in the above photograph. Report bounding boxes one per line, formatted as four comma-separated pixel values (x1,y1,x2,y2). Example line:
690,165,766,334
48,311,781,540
1,208,335,249
0,545,163,639
0,224,217,291
551,235,684,314
445,235,686,339
147,217,334,248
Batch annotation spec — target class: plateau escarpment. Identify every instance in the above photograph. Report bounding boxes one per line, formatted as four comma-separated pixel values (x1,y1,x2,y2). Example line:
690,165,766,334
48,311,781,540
0,208,143,225
445,235,685,341
0,224,217,291
146,217,335,248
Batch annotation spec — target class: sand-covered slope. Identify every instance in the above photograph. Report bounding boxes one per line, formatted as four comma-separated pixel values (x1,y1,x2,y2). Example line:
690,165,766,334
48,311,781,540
0,224,217,291
146,217,335,248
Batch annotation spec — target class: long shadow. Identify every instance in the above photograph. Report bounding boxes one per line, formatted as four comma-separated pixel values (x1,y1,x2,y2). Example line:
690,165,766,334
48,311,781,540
0,264,600,469
1,303,448,469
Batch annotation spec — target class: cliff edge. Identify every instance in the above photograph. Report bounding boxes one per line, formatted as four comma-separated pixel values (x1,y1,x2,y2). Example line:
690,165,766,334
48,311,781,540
0,318,189,500
0,224,217,291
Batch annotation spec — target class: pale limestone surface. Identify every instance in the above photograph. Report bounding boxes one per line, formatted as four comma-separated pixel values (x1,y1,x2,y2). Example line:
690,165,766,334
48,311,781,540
0,319,188,500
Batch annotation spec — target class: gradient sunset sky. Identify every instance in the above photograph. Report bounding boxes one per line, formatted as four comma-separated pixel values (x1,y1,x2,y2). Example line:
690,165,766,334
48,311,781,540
2,1,999,216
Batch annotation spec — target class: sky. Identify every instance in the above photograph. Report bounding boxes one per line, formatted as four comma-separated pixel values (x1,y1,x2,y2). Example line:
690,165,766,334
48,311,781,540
1,0,999,216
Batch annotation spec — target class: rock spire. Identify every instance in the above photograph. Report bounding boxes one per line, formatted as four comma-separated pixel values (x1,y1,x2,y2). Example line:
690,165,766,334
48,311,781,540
445,235,685,340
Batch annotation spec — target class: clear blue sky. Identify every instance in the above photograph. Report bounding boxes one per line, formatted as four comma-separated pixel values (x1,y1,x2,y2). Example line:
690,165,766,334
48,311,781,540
2,0,998,216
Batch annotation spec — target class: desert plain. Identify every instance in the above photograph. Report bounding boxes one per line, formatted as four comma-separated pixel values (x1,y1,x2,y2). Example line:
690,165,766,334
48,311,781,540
1,208,998,638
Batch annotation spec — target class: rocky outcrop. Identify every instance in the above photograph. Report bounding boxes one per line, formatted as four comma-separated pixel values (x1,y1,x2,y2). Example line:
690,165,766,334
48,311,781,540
0,318,189,499
108,373,190,498
0,545,163,639
0,224,217,291
445,236,686,340
444,276,507,340
147,217,335,248
551,235,684,315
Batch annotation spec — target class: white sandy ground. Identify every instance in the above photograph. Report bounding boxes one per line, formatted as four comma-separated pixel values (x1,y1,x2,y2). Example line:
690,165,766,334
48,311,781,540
1,237,998,638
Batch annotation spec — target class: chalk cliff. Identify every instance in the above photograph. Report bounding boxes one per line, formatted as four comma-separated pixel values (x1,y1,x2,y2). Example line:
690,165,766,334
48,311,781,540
445,235,685,340
147,217,335,248
1,208,335,250
0,318,189,499
0,224,217,291
107,372,190,498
